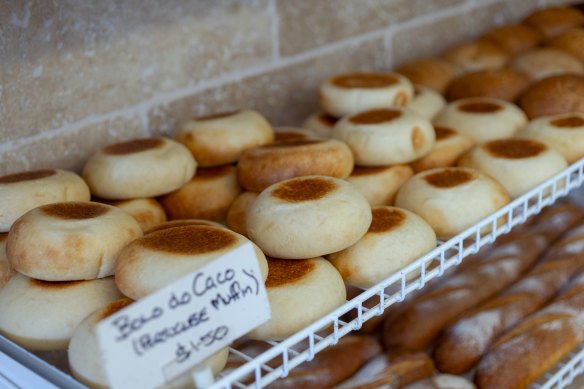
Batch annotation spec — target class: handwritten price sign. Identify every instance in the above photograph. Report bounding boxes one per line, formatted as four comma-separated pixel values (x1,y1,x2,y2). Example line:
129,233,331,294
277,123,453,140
97,242,271,389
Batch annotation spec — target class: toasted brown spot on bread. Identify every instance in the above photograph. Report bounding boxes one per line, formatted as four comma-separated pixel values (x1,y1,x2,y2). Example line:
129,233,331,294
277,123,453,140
103,138,165,155
265,257,315,288
42,202,110,220
411,126,425,151
140,225,237,254
369,207,406,233
30,279,84,289
99,298,134,320
274,131,310,141
458,102,503,113
195,166,232,179
435,126,457,140
272,177,336,202
263,139,324,148
424,169,474,188
350,166,391,176
146,220,222,234
0,169,56,184
394,91,409,106
318,113,339,126
332,73,398,88
551,116,584,128
349,109,402,125
195,110,240,121
485,138,546,159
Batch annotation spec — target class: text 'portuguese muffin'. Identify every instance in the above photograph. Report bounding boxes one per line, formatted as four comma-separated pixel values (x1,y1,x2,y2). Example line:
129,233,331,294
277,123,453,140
523,6,584,38
319,72,414,117
247,257,346,341
175,109,274,166
518,74,584,119
441,40,510,74
346,165,413,206
518,112,584,163
115,225,268,299
247,176,371,259
395,58,458,95
160,165,241,222
69,298,229,389
508,48,584,81
434,97,527,143
333,108,435,166
0,169,90,232
395,167,510,240
328,207,436,288
7,202,142,281
408,85,447,120
98,197,167,232
459,138,568,198
446,68,530,102
226,191,258,237
0,233,15,289
302,113,339,138
83,137,196,199
0,274,122,350
481,24,543,55
411,126,474,173
237,138,354,192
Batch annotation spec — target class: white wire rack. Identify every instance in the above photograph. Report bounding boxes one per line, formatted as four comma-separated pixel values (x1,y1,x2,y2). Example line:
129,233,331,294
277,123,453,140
211,158,584,389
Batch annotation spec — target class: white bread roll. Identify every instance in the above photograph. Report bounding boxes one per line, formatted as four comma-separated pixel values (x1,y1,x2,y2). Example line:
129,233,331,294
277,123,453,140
68,299,229,389
0,274,122,350
407,85,447,120
247,176,371,259
434,97,527,143
302,112,339,138
509,48,584,81
160,165,241,222
7,202,142,281
115,225,268,299
176,110,274,166
319,72,414,117
346,165,414,206
83,137,196,200
103,198,166,232
0,169,90,232
459,138,568,198
226,191,258,237
0,233,14,289
517,112,584,163
395,167,510,240
273,126,320,142
333,108,435,166
247,257,346,340
411,126,475,173
328,207,436,288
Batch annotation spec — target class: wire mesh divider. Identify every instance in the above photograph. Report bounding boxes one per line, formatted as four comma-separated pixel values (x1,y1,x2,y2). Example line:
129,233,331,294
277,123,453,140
211,158,584,389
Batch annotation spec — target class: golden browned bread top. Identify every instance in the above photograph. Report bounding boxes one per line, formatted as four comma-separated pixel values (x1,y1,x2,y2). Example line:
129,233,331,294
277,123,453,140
146,220,221,234
0,169,57,184
483,138,547,159
446,68,530,102
482,24,543,54
99,298,134,321
103,137,165,155
349,109,403,125
458,101,503,114
139,225,237,255
271,177,336,202
265,257,315,288
518,74,584,119
331,73,399,88
195,110,240,121
551,115,584,128
41,202,110,220
434,126,457,141
424,169,475,188
395,58,456,94
523,7,584,38
369,207,406,233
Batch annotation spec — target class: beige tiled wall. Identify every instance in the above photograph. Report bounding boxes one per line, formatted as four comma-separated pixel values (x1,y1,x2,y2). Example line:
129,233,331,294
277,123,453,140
0,0,576,175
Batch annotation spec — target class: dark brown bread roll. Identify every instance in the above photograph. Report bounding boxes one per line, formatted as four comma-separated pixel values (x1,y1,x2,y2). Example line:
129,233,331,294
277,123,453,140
518,74,584,119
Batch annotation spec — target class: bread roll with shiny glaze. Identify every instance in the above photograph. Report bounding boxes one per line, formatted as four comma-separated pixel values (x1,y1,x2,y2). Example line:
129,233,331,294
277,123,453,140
99,198,166,232
459,138,568,198
408,86,447,119
319,72,414,117
442,40,509,74
83,137,196,199
481,24,542,55
346,165,413,206
0,234,14,289
411,126,474,173
176,110,274,166
160,165,241,222
302,113,339,138
0,274,122,350
518,74,584,119
115,225,268,299
446,68,530,102
328,207,436,288
7,202,142,281
69,299,229,389
333,108,435,166
237,139,354,192
523,6,584,38
395,58,458,95
247,176,371,259
434,97,527,143
247,257,346,340
517,112,584,163
0,169,90,232
395,167,510,240
509,48,584,81
226,192,258,237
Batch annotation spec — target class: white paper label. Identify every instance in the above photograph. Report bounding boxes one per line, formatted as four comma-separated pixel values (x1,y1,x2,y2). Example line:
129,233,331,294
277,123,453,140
97,242,271,389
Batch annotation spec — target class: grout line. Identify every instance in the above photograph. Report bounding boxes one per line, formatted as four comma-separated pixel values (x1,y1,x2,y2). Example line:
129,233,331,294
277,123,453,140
269,0,280,62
